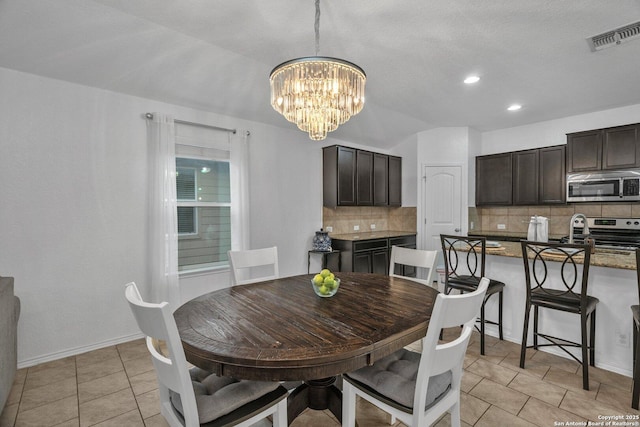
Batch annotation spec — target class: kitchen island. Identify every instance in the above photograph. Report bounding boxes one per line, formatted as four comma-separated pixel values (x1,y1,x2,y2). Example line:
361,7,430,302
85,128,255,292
465,235,638,378
476,239,637,270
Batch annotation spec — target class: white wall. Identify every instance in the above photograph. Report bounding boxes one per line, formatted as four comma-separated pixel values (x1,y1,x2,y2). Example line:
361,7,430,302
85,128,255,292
416,127,472,240
481,103,640,155
0,67,327,366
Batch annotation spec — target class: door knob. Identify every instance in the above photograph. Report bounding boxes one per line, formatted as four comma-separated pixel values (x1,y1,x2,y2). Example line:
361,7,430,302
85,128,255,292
454,228,461,232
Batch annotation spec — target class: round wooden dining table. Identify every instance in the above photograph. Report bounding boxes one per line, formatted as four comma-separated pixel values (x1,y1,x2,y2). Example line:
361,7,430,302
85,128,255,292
174,272,438,423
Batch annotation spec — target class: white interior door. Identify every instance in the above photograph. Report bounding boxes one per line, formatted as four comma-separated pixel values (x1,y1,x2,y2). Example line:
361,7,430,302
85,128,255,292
421,165,462,251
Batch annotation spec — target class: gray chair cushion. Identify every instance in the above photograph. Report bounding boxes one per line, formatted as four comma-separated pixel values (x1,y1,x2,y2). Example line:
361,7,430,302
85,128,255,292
346,348,452,410
170,367,280,424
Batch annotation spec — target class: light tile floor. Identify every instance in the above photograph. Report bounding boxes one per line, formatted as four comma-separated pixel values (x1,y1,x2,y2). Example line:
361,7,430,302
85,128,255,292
1,329,638,427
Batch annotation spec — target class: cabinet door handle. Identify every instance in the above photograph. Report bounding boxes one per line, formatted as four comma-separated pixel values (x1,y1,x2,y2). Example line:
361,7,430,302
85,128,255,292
454,228,461,232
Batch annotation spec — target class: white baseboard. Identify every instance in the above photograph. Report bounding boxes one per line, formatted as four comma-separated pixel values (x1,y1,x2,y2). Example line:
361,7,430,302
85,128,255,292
17,332,145,369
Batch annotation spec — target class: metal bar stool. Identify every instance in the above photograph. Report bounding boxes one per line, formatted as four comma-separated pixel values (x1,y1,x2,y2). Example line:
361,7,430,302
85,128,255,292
519,241,597,390
632,248,640,409
440,234,505,355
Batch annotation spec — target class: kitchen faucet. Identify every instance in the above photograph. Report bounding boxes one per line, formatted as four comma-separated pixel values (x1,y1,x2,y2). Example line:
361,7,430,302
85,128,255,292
568,213,590,244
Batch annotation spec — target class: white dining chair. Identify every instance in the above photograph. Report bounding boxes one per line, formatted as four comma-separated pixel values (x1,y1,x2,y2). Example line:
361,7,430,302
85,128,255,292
389,246,439,289
124,282,288,427
389,246,440,361
342,278,489,427
228,246,279,285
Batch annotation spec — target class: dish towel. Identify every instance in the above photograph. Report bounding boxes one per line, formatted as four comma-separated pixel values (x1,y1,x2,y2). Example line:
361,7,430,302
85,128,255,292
527,216,549,242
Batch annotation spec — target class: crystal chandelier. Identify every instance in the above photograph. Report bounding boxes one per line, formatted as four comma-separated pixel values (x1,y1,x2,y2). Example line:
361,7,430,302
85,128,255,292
269,0,366,141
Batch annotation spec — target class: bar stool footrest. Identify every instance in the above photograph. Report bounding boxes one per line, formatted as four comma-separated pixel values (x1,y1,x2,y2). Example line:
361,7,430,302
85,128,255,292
530,332,593,365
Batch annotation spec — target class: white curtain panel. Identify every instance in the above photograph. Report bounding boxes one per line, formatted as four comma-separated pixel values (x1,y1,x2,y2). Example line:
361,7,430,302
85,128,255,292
146,113,180,308
230,130,250,251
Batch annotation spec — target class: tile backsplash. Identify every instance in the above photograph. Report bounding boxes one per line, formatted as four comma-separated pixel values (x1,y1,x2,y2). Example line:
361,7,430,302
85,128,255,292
472,203,640,237
323,206,417,235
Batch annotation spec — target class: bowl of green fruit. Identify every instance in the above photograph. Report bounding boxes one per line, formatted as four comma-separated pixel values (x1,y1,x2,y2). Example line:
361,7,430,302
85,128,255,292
311,268,340,297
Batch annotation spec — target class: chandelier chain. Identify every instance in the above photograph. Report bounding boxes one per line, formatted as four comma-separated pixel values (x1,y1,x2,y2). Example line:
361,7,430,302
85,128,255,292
314,0,320,56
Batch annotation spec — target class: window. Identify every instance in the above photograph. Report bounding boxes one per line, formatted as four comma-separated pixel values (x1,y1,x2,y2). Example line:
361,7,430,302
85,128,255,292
175,124,233,272
176,167,197,234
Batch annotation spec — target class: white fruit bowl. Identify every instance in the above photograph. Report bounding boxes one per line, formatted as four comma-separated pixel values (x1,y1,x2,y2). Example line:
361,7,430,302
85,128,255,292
311,277,340,298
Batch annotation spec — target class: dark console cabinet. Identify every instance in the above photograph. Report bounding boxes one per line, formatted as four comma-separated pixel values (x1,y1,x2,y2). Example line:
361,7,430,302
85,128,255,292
332,234,416,275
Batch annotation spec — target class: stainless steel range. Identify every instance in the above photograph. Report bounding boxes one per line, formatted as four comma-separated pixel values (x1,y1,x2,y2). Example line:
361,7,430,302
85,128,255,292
561,217,640,249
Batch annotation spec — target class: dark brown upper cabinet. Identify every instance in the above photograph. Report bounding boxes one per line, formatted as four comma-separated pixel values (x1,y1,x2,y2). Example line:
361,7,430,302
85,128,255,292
567,123,640,172
478,145,565,206
566,129,602,172
323,146,356,207
512,149,539,205
603,124,640,170
323,145,402,207
476,153,513,206
388,155,402,206
538,145,566,204
356,150,373,205
373,153,389,205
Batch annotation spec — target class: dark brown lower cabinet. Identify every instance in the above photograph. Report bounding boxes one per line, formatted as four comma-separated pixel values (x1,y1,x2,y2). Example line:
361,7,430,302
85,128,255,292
390,235,417,277
332,234,416,274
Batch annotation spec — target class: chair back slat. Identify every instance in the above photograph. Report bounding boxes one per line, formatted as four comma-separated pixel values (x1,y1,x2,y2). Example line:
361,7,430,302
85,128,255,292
389,246,438,287
428,326,474,377
521,241,591,300
440,235,486,281
228,246,279,285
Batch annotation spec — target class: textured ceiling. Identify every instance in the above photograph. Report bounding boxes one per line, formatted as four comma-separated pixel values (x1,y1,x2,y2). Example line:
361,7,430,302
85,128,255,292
1,0,639,148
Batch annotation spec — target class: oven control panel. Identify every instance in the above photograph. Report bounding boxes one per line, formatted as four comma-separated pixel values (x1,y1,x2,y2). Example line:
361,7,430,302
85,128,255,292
586,217,640,230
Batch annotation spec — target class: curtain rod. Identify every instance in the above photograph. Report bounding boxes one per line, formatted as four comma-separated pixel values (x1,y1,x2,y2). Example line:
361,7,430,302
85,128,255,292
145,113,237,134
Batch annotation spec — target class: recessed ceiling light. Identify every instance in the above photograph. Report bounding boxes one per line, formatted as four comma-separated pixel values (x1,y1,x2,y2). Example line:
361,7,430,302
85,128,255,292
464,75,480,84
507,104,522,111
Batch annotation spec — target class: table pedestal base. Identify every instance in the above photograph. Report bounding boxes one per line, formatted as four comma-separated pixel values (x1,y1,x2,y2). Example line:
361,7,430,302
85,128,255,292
288,377,342,422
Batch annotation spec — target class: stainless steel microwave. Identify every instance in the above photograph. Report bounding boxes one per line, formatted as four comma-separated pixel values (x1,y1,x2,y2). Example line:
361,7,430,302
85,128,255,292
566,169,640,202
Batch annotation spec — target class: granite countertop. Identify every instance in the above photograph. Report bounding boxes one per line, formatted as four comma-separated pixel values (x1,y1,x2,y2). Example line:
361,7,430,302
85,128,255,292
330,230,416,241
469,231,566,241
483,240,637,270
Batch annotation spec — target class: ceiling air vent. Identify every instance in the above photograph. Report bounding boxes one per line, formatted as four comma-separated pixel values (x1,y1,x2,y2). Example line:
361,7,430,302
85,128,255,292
587,21,640,51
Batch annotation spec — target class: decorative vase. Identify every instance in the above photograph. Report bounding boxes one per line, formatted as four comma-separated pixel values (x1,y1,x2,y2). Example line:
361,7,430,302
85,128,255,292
312,229,332,251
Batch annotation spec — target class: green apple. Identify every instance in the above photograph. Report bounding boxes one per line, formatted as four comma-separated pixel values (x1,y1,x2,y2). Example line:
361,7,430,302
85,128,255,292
323,278,335,289
313,274,324,285
320,268,332,278
318,285,329,295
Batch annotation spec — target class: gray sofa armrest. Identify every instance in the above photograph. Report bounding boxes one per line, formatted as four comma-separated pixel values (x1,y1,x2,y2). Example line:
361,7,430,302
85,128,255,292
0,276,19,412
